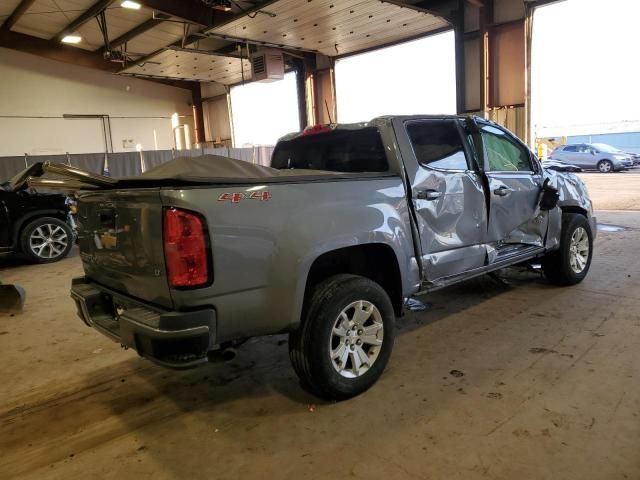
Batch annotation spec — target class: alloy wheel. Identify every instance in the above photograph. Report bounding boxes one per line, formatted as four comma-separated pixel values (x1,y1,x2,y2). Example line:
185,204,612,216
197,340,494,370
599,161,612,173
29,224,69,260
569,226,590,274
329,300,384,378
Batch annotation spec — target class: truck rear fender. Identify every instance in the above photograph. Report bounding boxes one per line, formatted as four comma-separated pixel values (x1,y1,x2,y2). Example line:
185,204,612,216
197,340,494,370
302,243,404,318
282,218,421,331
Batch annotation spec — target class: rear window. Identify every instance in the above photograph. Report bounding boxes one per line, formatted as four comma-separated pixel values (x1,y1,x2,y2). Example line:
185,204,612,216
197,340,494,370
271,128,388,173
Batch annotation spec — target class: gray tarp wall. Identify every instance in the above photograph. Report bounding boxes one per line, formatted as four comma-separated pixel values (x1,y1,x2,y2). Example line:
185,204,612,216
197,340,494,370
0,146,275,182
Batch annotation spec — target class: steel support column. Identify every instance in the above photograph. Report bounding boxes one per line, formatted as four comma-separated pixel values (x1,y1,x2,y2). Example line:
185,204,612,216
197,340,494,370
454,0,466,114
191,84,206,145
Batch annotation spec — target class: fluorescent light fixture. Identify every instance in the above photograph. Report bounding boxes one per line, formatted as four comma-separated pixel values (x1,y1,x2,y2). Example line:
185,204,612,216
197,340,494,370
61,35,81,44
121,1,141,9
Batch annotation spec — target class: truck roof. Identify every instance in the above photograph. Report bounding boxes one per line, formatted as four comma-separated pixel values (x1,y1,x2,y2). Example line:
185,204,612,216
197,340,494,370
277,114,481,143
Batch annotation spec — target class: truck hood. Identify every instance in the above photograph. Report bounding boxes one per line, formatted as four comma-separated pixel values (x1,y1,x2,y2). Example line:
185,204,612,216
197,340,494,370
544,169,593,215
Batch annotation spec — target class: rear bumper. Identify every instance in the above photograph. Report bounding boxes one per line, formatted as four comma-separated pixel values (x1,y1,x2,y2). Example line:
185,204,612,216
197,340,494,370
71,277,216,368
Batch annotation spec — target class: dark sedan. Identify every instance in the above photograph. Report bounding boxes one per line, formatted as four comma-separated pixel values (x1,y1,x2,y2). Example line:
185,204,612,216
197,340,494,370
1,165,76,263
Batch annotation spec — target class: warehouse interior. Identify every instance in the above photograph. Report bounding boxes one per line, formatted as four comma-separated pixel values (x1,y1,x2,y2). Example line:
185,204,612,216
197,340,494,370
1,0,639,479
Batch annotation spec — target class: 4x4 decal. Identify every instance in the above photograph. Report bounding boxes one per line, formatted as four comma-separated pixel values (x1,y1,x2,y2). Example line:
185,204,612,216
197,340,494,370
218,191,272,203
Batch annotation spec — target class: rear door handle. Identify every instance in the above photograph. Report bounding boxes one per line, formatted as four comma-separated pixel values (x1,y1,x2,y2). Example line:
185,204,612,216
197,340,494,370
416,189,442,200
493,186,513,196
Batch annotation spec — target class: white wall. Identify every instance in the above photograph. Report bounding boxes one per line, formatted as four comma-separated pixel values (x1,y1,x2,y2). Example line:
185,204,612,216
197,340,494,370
0,47,194,156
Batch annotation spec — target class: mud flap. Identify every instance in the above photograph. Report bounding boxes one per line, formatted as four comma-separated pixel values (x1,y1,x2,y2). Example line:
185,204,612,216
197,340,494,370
0,283,26,313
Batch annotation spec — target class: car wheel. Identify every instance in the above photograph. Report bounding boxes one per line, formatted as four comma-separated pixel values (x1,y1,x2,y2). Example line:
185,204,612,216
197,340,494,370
289,274,395,400
20,217,73,264
542,213,593,286
597,160,613,173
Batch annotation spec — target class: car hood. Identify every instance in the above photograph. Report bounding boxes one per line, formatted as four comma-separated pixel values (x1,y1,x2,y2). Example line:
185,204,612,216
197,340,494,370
2,163,46,192
542,159,582,172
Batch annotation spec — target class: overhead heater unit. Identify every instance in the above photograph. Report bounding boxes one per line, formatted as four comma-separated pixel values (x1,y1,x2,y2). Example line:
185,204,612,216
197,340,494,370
250,49,284,82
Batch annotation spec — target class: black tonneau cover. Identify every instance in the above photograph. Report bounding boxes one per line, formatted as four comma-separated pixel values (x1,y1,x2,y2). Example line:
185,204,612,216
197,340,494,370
22,156,393,191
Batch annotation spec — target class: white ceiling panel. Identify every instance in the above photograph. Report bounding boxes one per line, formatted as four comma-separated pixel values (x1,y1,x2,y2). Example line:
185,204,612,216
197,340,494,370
0,0,21,17
123,21,187,56
207,0,450,57
11,0,99,41
11,12,70,39
121,47,253,84
75,6,152,51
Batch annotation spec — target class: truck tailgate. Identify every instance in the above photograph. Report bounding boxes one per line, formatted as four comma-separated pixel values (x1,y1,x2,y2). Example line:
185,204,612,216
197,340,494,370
77,189,172,308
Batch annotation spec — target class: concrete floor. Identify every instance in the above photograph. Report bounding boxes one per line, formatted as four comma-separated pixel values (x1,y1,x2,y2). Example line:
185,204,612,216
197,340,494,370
1,210,639,480
579,171,640,211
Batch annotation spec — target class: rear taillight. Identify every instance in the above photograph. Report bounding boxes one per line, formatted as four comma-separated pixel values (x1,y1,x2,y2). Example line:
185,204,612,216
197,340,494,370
163,208,210,288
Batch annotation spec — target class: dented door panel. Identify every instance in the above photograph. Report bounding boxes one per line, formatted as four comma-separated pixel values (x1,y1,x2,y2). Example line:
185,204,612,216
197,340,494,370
391,117,489,282
485,172,547,248
413,168,488,280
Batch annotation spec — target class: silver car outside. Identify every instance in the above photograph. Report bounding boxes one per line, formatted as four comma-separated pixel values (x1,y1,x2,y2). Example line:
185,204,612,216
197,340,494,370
550,143,633,172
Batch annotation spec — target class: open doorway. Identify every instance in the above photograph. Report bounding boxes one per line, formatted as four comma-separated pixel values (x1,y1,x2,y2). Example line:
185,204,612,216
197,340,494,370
334,31,457,123
531,0,640,210
229,71,300,147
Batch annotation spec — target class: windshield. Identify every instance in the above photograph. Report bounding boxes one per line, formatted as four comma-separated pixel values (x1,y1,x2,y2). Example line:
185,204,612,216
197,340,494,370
592,143,622,153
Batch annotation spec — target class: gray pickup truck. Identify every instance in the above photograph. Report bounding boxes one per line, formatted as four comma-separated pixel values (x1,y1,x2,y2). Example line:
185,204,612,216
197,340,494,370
66,115,595,400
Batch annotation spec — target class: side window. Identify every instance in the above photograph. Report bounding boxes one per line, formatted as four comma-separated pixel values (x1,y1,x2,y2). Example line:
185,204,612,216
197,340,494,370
480,124,532,172
406,120,469,171
564,145,577,152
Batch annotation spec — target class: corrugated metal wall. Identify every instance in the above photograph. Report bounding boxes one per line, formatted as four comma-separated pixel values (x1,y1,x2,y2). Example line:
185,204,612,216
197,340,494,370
487,106,527,142
470,106,528,144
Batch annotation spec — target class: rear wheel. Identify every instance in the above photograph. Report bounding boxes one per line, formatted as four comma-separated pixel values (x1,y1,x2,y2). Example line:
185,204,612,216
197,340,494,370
542,213,593,286
20,217,73,263
289,274,395,400
597,159,613,173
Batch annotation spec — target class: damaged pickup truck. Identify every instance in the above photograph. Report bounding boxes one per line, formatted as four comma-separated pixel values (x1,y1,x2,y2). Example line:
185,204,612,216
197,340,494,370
39,115,595,400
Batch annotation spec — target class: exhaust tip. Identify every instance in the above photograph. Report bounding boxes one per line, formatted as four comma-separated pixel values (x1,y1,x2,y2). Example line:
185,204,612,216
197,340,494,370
221,348,236,362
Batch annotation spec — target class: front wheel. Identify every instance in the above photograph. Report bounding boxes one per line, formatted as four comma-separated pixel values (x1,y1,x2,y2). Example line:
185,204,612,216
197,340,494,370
20,217,73,263
598,160,613,173
289,274,395,400
542,213,593,286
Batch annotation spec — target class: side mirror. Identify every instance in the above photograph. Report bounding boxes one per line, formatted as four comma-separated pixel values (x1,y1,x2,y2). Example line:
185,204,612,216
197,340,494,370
591,150,596,155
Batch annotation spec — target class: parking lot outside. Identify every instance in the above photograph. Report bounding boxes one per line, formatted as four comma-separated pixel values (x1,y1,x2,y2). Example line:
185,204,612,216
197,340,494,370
579,172,640,210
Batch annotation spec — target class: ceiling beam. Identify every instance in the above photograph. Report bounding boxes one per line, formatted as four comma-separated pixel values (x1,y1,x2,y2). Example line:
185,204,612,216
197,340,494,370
136,0,220,26
0,29,196,90
100,0,235,53
0,29,120,72
102,17,161,52
1,0,37,31
55,0,116,41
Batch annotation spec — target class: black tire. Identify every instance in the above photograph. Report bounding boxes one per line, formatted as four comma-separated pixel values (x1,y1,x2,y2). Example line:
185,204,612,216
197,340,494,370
289,274,395,400
19,217,73,264
597,159,613,173
542,213,593,286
